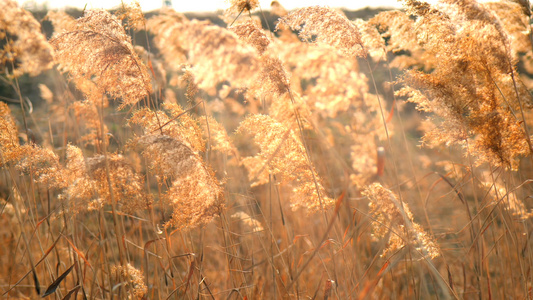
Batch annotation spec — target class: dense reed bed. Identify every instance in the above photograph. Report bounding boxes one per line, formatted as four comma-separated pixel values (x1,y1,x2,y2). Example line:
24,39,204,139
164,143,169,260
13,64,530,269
1,0,533,298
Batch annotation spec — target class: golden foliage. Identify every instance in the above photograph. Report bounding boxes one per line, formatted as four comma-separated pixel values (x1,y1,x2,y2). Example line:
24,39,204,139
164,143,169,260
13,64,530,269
4,2,533,298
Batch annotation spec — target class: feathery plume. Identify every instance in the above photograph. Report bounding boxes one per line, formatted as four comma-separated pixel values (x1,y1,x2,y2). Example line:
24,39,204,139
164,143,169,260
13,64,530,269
144,9,188,70
353,19,386,61
50,9,152,108
112,263,148,299
45,10,76,34
147,12,259,93
0,0,53,77
279,6,366,58
231,211,264,233
128,103,205,153
397,0,532,169
60,145,151,214
230,19,270,55
363,183,440,259
199,116,236,155
226,0,259,16
71,100,109,150
115,1,146,31
135,135,223,228
0,102,26,166
270,1,287,17
16,145,68,188
368,10,425,68
237,114,334,212
134,45,167,92
247,55,291,99
481,173,533,220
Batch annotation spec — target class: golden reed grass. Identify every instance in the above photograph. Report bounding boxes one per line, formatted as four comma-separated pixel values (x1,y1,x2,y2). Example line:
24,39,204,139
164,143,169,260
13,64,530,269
1,0,533,298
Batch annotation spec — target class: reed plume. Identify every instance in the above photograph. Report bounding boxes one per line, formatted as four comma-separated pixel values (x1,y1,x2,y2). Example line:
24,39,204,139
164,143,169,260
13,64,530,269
115,1,146,31
18,144,150,214
368,11,424,69
230,19,270,55
0,0,53,77
71,100,109,150
278,6,366,58
200,116,236,155
45,10,76,34
50,9,152,108
147,11,259,94
0,102,25,166
231,211,264,233
135,135,223,228
363,183,440,259
16,145,68,188
129,103,205,153
226,0,259,16
397,0,532,169
237,114,333,212
481,172,533,220
112,263,147,299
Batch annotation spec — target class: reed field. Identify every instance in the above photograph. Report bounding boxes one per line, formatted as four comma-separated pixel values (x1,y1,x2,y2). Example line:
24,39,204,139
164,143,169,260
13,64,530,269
2,0,533,298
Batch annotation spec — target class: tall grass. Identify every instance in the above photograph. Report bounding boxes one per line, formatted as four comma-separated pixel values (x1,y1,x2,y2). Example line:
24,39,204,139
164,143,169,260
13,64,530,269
1,0,533,298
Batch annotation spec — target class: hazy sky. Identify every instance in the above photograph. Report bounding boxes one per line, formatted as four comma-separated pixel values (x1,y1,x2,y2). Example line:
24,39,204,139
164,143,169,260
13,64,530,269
17,0,403,12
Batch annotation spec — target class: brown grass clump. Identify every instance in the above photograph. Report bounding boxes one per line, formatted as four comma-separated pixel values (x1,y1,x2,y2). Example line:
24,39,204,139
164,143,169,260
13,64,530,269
50,9,152,107
0,0,53,77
